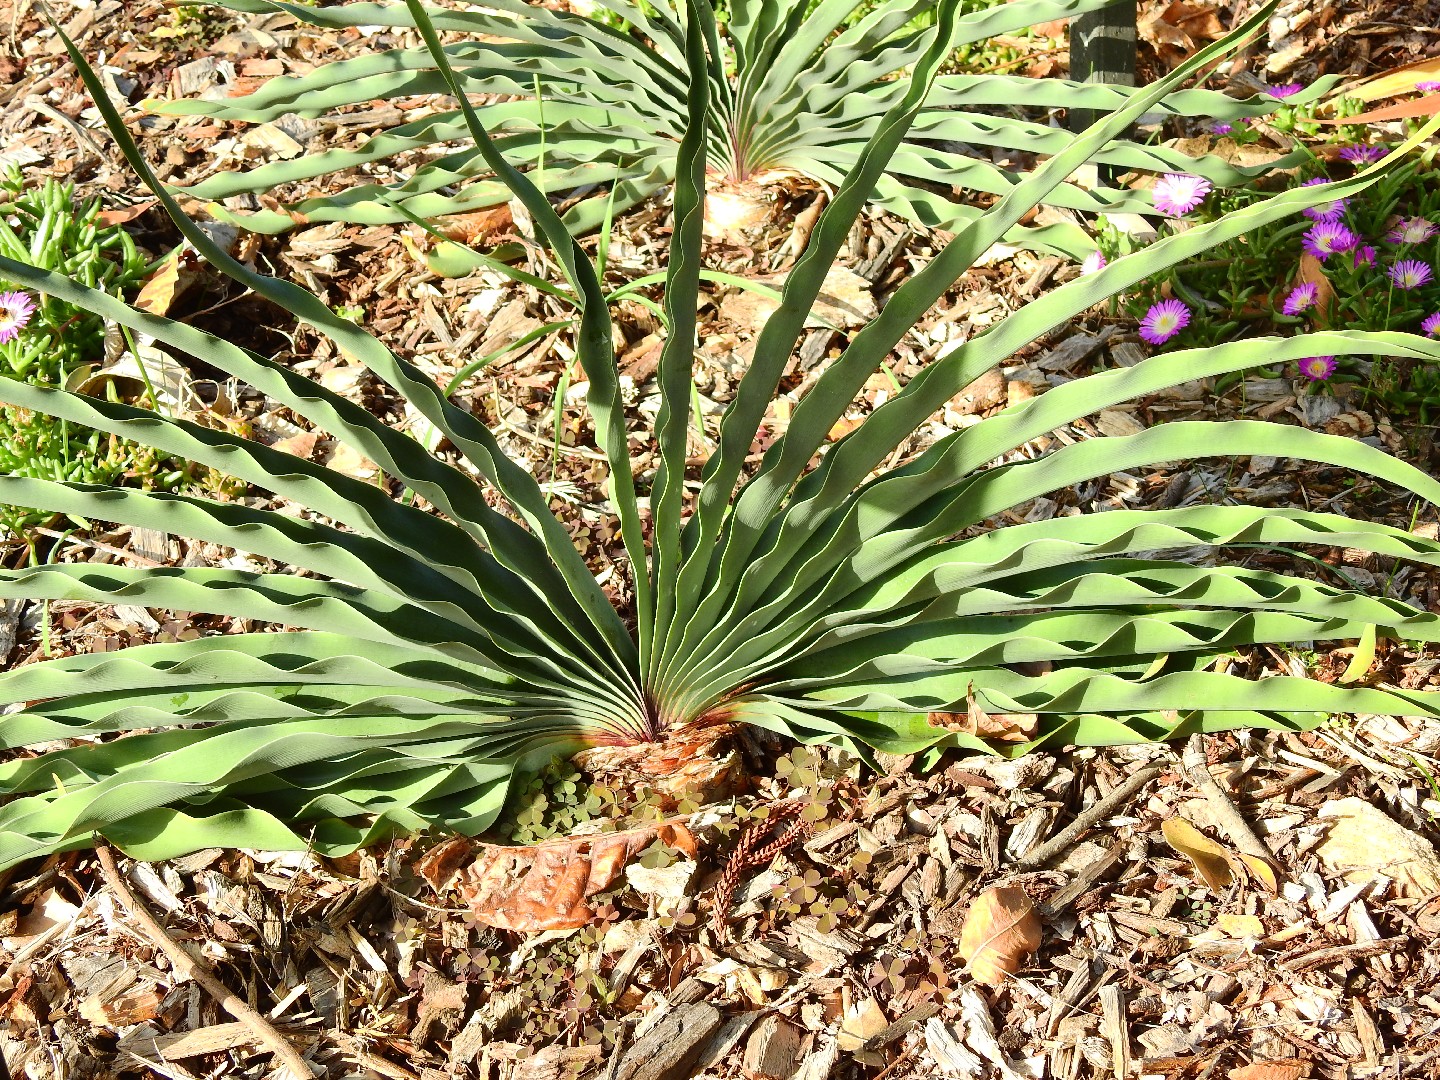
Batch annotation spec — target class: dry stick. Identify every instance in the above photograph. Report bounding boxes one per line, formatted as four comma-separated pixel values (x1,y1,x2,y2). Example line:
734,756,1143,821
94,844,317,1079
1181,733,1282,872
1016,762,1166,871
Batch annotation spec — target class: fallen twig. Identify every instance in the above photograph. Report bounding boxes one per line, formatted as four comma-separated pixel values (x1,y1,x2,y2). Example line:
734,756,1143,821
1182,734,1282,876
94,844,317,1079
1016,762,1166,870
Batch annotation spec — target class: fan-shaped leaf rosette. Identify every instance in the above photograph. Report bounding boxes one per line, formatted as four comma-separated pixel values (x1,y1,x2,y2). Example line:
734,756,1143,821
149,0,1326,256
3,0,1439,871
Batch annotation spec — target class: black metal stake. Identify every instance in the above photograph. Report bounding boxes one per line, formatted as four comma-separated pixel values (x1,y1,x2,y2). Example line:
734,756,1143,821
1070,0,1138,187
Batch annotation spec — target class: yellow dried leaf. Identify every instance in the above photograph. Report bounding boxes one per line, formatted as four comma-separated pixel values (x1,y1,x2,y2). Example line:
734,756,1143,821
1236,852,1280,893
1341,57,1440,102
1215,913,1264,938
1338,624,1377,685
957,886,1042,985
1161,816,1234,891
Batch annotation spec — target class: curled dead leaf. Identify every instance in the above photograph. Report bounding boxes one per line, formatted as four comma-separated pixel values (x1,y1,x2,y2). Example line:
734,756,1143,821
133,248,185,317
437,204,514,244
956,886,1042,985
424,819,698,932
95,200,156,227
930,684,1038,744
1161,816,1234,891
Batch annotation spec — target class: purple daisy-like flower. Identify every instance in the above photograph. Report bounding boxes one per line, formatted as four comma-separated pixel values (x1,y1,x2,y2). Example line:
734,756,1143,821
1389,259,1434,290
1422,312,1440,337
1386,216,1438,245
1268,82,1304,99
1281,282,1319,315
1208,121,1234,135
1298,355,1337,381
1339,143,1387,165
1302,220,1358,260
1418,81,1440,92
1080,250,1106,274
1151,173,1212,216
1300,177,1349,222
0,291,34,345
1138,299,1191,345
1352,244,1377,269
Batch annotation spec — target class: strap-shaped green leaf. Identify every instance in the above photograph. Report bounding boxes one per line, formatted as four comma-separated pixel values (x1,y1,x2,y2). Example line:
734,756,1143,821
781,569,1440,675
0,255,631,686
804,665,1440,719
678,5,1283,677
700,139,1438,660
396,0,648,680
0,714,582,869
61,26,641,690
719,331,1440,646
772,419,1440,621
655,0,966,700
826,507,1440,620
645,0,711,690
0,376,621,676
0,632,496,703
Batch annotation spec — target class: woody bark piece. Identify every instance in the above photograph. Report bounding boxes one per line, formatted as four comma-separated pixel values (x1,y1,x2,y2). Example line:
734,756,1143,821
743,1014,804,1080
614,1001,723,1080
1182,735,1281,880
573,723,746,809
95,846,317,1080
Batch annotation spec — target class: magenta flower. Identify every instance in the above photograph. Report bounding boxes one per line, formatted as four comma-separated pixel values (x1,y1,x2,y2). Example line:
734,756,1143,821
1268,83,1304,99
1081,250,1107,274
1339,144,1386,165
1418,81,1440,92
1152,173,1212,216
1281,282,1319,315
1298,356,1337,381
1139,299,1191,345
1300,178,1348,222
1352,244,1377,269
1387,216,1438,245
1208,121,1234,135
1302,221,1358,260
1389,259,1434,290
1422,312,1440,337
0,291,34,345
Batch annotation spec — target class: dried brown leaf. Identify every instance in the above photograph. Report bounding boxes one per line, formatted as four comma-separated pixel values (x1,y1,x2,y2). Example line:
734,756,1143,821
95,200,156,227
1311,95,1440,124
1296,253,1335,327
956,886,1042,985
449,820,698,931
133,249,184,316
930,684,1038,743
1228,1060,1309,1080
1236,852,1279,893
437,204,514,244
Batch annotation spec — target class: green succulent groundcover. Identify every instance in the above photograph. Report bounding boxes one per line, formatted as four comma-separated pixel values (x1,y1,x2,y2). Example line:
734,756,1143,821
1,0,1439,872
